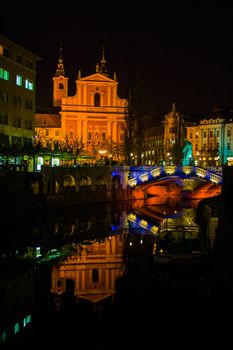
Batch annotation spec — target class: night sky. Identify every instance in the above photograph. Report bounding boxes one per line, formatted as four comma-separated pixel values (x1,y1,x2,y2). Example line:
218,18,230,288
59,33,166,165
1,6,233,117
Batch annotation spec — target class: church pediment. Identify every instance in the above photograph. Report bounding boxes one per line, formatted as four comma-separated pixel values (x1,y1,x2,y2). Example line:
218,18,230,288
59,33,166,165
79,73,116,83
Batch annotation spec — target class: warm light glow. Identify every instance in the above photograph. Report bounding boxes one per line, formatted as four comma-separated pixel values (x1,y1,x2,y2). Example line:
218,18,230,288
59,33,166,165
139,173,149,182
151,226,158,234
128,178,137,187
139,219,148,229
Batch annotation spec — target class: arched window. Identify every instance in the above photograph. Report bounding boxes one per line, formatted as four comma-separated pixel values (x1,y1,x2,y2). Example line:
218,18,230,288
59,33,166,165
59,83,64,89
94,93,100,106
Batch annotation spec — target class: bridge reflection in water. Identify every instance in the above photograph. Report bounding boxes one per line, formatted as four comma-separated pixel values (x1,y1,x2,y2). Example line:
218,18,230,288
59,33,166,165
1,186,220,345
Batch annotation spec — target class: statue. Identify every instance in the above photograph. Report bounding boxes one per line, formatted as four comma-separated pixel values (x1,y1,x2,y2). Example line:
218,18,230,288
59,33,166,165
182,140,193,166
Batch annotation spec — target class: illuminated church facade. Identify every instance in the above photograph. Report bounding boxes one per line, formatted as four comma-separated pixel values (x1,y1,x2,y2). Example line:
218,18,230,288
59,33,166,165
35,47,128,163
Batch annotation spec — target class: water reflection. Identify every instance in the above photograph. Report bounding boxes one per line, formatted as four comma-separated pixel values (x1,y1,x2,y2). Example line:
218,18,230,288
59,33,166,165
51,234,126,313
49,198,208,318
1,197,215,346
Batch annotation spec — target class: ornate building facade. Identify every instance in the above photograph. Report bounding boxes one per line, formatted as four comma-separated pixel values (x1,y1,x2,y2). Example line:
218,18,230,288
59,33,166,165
143,103,184,165
35,48,128,163
186,106,233,166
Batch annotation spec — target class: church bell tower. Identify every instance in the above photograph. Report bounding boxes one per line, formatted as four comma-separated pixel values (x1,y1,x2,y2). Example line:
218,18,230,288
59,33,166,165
53,43,68,107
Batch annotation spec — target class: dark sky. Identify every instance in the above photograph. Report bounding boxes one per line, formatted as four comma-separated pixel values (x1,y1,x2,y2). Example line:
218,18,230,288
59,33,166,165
1,7,233,117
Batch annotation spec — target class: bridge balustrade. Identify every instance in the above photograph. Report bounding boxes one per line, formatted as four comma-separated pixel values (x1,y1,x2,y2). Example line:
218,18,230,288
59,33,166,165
209,173,222,184
182,166,193,175
196,167,207,178
164,165,176,175
151,167,161,178
139,173,149,182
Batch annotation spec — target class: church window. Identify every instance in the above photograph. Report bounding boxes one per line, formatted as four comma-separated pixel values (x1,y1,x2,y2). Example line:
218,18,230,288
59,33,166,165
102,132,106,141
94,93,100,106
88,132,92,140
59,83,64,89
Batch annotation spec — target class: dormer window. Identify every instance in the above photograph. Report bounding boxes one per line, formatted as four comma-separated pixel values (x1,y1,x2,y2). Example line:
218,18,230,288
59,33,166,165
94,93,100,106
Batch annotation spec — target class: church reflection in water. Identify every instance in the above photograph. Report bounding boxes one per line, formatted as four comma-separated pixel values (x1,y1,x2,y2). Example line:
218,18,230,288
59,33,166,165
51,233,126,311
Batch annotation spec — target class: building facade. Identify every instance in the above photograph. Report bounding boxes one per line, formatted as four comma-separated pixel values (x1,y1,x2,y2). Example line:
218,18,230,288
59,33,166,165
0,34,40,146
186,106,233,166
35,48,128,163
143,103,184,165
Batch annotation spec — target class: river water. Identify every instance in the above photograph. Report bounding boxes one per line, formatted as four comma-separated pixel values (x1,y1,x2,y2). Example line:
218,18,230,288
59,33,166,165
1,197,228,347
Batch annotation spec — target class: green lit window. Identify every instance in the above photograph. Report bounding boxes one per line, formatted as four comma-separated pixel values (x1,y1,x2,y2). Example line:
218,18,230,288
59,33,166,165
25,79,33,90
0,331,7,343
23,314,32,327
14,323,20,334
0,67,9,81
26,314,32,323
16,74,22,86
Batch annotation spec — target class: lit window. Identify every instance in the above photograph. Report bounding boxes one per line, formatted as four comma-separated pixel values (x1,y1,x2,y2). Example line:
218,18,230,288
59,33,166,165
0,67,9,81
23,314,32,327
16,74,22,86
0,331,7,343
14,323,20,334
25,79,33,90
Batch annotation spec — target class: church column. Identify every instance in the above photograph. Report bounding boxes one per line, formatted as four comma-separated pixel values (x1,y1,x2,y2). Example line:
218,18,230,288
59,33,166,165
105,269,110,289
108,87,111,106
81,270,85,291
112,121,117,143
77,120,82,140
82,119,87,143
78,85,82,104
84,85,87,105
107,121,112,141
